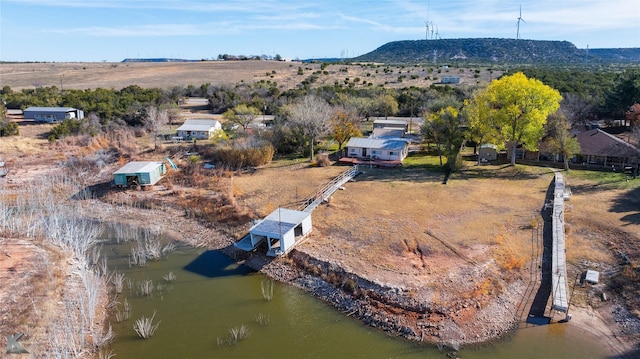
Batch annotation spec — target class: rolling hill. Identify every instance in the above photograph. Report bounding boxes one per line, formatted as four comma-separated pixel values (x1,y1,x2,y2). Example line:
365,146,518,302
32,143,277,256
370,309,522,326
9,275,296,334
351,38,640,65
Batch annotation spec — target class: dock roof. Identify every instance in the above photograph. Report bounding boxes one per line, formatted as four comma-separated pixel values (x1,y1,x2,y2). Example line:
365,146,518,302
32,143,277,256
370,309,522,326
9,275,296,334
250,208,310,238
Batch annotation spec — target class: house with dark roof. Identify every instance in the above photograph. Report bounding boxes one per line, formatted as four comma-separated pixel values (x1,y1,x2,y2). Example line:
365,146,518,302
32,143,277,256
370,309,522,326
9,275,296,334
23,107,84,123
573,129,640,168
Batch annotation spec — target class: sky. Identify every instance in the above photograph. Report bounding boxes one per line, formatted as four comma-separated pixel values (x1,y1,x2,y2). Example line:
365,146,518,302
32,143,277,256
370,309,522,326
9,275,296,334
1,0,639,62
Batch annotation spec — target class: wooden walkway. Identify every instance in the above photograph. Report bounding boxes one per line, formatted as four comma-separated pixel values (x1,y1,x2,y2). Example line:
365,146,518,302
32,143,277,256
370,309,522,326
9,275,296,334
551,172,569,313
298,165,360,213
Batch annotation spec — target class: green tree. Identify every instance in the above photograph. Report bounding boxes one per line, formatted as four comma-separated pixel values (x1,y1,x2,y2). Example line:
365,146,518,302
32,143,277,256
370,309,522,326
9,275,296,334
376,93,398,119
544,111,581,171
421,106,464,169
603,69,640,122
485,72,562,166
464,90,500,165
222,103,261,131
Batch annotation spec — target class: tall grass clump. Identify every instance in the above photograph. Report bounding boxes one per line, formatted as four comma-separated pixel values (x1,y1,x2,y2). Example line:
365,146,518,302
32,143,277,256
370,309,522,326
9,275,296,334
261,279,274,301
112,271,126,294
139,279,154,297
214,138,275,169
217,324,251,346
163,271,176,282
254,313,270,326
133,311,161,339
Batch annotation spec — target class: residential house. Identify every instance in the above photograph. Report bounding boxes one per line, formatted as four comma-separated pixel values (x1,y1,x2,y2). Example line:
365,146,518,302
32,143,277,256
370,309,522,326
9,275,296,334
113,161,166,187
345,137,409,161
176,119,222,140
573,129,640,168
23,107,84,123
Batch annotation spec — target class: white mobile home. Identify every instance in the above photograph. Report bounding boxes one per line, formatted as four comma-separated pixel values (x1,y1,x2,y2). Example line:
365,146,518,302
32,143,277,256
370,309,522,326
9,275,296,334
346,137,409,161
176,119,222,140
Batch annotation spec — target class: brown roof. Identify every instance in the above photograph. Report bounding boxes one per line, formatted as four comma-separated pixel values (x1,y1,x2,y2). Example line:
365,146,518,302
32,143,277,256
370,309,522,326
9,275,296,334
575,129,640,157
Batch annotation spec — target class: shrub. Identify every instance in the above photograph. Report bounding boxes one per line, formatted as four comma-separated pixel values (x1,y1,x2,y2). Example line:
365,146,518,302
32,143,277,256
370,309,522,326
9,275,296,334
133,311,161,339
215,139,275,168
0,121,19,136
316,152,331,167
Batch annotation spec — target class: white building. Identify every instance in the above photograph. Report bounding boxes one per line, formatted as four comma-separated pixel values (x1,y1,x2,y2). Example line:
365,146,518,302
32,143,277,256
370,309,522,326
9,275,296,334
176,119,222,140
235,208,313,257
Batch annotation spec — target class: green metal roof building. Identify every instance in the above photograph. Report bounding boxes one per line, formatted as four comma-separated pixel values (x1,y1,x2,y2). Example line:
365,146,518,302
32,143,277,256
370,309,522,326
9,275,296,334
113,161,166,187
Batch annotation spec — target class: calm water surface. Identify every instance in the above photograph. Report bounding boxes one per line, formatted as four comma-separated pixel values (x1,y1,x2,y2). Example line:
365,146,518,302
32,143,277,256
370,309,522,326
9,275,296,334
105,243,610,359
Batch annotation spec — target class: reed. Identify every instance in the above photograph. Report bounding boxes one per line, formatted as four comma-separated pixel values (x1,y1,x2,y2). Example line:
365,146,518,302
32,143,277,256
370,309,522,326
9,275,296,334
112,271,126,294
133,311,160,339
227,324,251,344
254,313,270,326
163,271,176,282
140,279,154,297
261,279,274,301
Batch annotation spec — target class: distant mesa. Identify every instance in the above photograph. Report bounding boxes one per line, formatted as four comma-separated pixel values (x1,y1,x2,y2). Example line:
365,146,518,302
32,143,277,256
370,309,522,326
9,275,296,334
351,38,640,65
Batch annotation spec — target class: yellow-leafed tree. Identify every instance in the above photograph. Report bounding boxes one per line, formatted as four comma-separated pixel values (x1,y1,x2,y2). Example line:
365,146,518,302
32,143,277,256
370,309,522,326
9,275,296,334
484,72,562,166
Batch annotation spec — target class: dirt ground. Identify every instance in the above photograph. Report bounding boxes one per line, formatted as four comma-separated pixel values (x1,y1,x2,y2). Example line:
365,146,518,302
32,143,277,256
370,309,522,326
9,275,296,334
0,61,500,92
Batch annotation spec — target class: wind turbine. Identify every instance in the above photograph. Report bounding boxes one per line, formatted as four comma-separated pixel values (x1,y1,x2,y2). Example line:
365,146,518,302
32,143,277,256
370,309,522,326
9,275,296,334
516,5,525,40
425,21,430,40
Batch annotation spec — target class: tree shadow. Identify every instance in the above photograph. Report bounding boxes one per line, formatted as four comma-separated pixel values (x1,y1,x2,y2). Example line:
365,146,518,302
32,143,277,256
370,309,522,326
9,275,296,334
71,181,113,200
609,186,640,225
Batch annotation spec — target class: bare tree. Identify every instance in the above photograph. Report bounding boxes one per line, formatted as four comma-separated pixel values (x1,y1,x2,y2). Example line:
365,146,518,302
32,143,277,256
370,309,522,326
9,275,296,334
287,95,334,161
560,93,596,129
144,106,168,151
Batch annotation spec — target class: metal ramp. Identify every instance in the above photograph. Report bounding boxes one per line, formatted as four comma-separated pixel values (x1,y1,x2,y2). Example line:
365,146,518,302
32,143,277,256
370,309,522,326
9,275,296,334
551,172,569,313
298,165,360,213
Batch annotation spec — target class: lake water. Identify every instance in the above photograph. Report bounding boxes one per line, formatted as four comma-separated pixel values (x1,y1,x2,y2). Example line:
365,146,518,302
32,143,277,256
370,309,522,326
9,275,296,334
105,243,611,359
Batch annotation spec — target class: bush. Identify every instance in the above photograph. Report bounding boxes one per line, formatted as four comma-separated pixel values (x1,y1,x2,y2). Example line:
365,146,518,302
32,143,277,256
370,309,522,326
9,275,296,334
315,152,331,167
215,140,275,168
0,121,19,136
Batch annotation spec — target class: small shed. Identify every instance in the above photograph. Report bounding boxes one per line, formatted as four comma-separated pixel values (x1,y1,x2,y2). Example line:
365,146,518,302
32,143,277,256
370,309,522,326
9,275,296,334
237,208,312,256
176,119,222,140
479,144,498,161
113,161,166,187
23,107,84,123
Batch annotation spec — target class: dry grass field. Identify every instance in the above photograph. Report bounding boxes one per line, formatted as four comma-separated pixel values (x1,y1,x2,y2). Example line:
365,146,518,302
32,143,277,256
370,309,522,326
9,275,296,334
0,61,500,92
